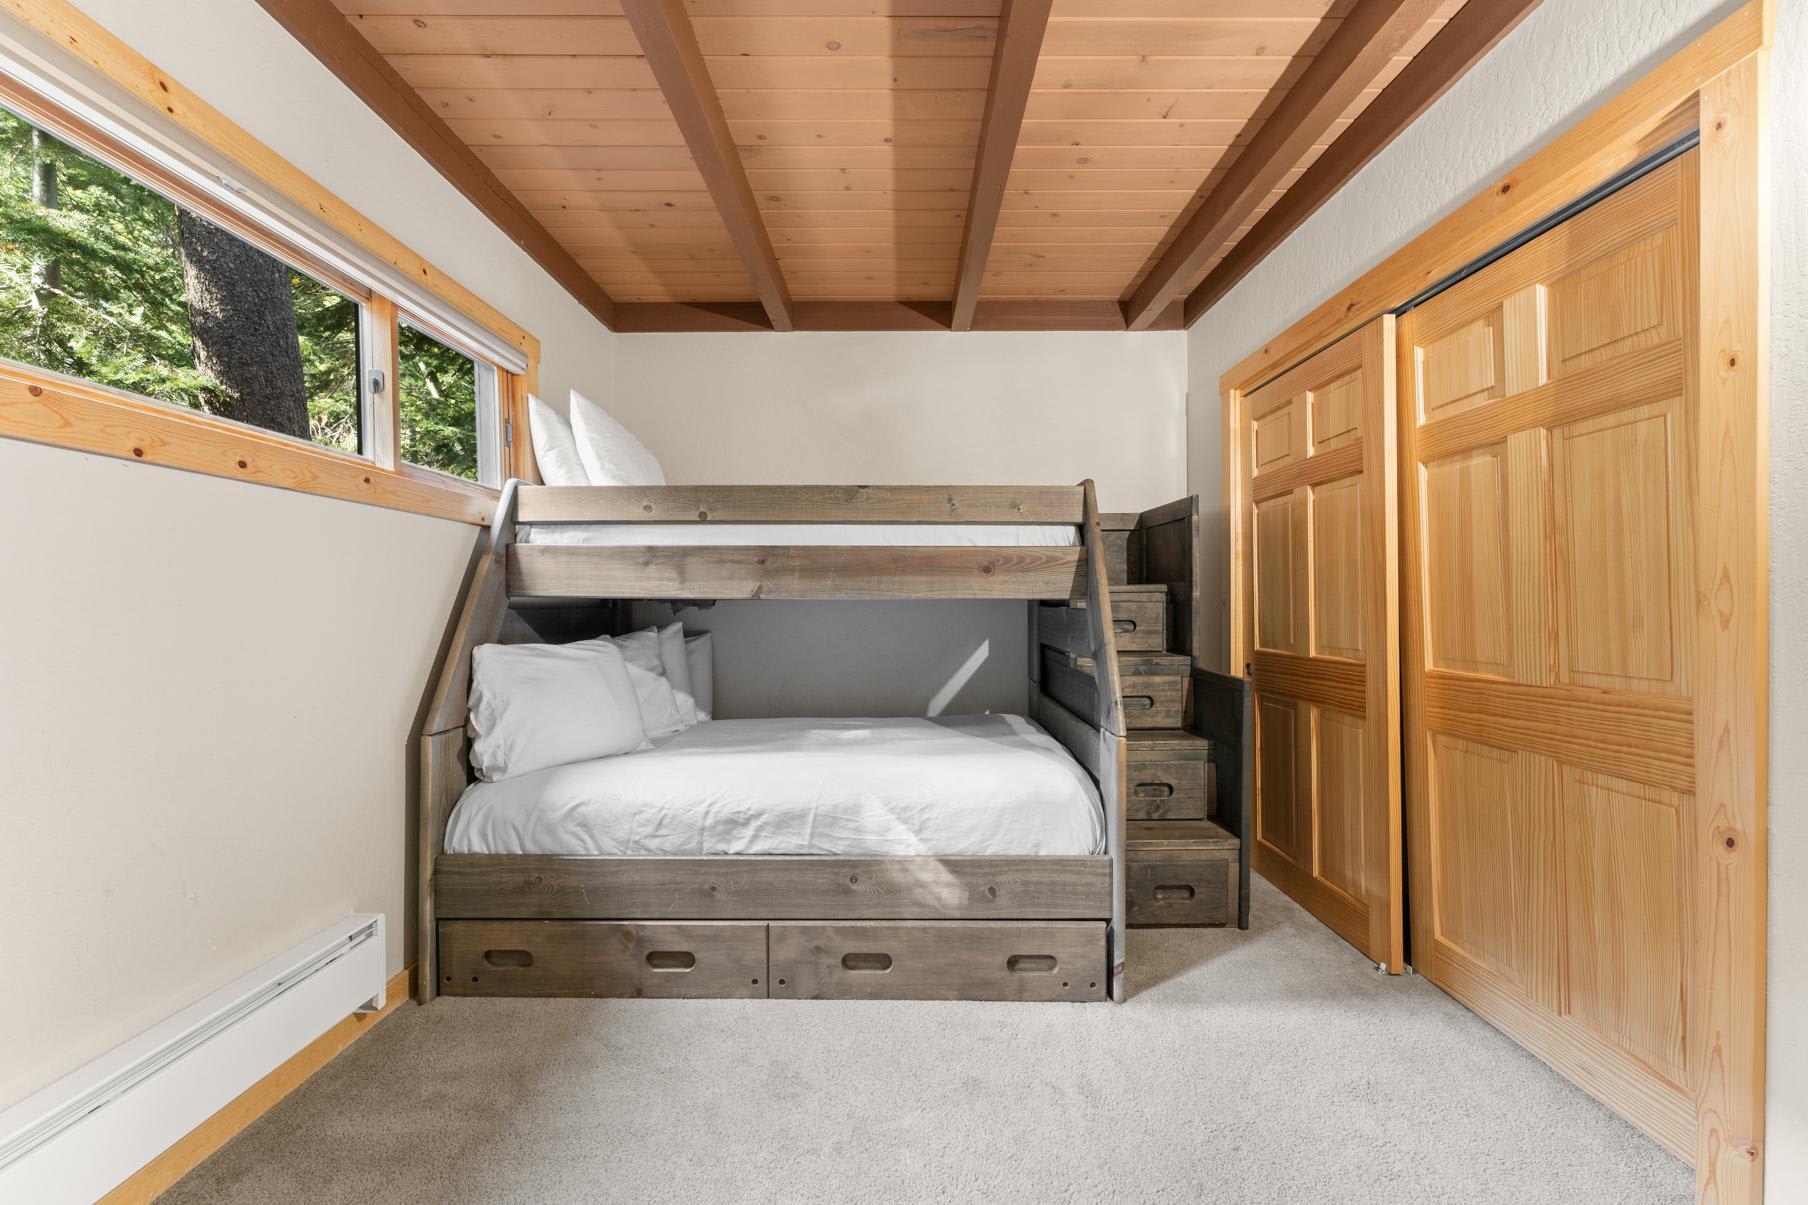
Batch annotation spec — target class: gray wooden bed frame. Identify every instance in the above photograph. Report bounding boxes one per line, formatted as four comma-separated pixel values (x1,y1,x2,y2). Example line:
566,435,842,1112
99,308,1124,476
418,481,1183,1006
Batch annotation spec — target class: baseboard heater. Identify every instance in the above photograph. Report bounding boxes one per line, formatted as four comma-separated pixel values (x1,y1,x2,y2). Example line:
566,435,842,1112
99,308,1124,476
0,914,386,1204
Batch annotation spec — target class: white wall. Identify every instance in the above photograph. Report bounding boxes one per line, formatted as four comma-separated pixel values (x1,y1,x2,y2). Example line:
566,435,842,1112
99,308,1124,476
1185,0,1806,1190
1764,0,1806,1191
612,331,1184,509
0,0,619,1109
614,331,1188,717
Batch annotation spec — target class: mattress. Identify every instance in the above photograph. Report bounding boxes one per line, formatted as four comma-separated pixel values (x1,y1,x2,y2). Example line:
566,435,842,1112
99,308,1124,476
516,522,1078,547
444,714,1104,858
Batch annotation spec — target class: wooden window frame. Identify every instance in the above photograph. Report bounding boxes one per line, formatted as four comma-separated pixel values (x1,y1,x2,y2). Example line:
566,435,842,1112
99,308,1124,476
1219,3,1771,1200
0,0,544,525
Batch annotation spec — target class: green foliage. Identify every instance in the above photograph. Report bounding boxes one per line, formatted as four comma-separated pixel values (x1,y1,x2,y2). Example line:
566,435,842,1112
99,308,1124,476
0,105,361,453
398,320,479,481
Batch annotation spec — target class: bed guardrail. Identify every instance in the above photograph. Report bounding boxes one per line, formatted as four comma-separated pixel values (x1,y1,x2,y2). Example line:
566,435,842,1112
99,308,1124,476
506,483,1092,601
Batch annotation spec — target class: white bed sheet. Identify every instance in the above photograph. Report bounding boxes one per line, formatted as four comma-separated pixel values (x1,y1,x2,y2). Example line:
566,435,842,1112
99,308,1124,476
445,714,1104,857
516,522,1078,547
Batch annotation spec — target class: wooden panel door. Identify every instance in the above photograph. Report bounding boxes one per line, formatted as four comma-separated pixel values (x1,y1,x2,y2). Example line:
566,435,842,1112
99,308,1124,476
1399,154,1704,1159
1231,318,1402,970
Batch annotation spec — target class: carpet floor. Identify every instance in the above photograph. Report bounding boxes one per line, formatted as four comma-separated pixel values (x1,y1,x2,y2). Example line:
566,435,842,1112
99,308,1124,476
160,877,1690,1204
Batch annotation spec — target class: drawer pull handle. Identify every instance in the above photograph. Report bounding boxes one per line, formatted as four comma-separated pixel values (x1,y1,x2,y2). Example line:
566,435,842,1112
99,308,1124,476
1113,619,1137,634
1123,695,1154,711
1153,885,1196,902
1134,782,1175,798
482,949,533,968
1007,954,1057,975
842,952,892,972
645,950,697,971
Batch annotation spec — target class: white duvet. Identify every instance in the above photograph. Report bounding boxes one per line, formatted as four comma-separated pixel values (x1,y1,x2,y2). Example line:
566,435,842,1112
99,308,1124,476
444,714,1104,857
515,522,1079,547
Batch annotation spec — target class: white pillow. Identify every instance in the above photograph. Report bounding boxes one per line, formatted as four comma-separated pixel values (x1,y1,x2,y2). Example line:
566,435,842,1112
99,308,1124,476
468,641,644,782
569,390,665,486
685,632,713,721
658,621,698,727
527,394,588,486
608,628,686,739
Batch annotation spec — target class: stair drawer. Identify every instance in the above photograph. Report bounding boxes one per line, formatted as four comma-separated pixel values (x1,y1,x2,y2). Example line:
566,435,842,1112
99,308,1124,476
768,921,1106,1002
1126,759,1208,820
1038,593,1166,656
1126,849,1235,927
439,920,768,998
1043,648,1190,730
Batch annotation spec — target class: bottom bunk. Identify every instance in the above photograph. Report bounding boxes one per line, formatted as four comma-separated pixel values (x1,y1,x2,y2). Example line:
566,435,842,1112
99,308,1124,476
429,714,1118,1003
432,851,1114,1003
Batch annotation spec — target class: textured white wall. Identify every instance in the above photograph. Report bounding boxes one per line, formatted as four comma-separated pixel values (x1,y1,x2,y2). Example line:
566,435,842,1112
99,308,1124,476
612,331,1185,509
1187,0,1805,1190
613,331,1188,717
0,0,617,1109
1763,0,1806,1192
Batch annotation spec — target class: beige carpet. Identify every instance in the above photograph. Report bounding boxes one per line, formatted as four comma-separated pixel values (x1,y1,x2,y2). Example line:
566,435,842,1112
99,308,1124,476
160,877,1690,1204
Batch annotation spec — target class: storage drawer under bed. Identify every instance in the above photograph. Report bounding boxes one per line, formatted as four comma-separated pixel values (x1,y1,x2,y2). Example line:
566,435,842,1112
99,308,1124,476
438,919,1108,1001
439,920,768,998
768,921,1107,1002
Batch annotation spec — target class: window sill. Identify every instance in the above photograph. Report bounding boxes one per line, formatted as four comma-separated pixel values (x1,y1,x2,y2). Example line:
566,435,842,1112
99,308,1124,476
0,361,497,526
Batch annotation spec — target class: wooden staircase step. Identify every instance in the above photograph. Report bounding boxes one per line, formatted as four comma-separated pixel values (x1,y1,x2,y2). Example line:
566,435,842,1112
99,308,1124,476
1126,819,1239,851
1126,728,1212,758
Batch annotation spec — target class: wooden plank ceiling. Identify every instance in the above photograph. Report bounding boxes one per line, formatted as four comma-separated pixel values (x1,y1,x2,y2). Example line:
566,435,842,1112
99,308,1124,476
306,0,1514,331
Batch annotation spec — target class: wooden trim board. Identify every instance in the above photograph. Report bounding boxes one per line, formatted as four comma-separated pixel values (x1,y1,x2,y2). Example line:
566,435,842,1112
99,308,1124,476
1217,0,1769,394
506,543,1088,600
1125,0,1444,331
515,483,1084,525
1184,0,1545,325
608,299,1185,332
1690,49,1769,1203
435,854,1112,921
0,362,497,526
98,967,414,1204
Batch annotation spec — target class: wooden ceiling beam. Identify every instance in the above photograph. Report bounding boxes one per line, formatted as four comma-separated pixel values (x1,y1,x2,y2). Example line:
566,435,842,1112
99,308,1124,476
251,0,618,330
611,300,1183,334
621,0,795,332
950,0,1054,332
1183,0,1545,327
1121,0,1445,331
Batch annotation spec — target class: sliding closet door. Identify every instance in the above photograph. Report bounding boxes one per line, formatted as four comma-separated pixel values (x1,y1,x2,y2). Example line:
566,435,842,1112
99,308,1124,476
1233,318,1402,970
1398,154,1700,1157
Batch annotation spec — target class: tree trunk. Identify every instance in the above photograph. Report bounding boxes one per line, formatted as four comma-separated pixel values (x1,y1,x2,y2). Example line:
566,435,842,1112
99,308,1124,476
29,127,60,310
174,209,310,440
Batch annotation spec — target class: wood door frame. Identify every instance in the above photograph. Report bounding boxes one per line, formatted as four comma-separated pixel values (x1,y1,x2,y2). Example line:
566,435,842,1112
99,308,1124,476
1219,3,1770,1198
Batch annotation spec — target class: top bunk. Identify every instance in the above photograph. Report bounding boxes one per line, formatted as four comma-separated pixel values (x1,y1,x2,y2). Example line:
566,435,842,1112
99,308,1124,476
500,482,1114,601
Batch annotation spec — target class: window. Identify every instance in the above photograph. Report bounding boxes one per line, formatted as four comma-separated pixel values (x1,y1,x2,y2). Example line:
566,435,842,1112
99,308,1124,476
397,316,502,487
0,102,364,454
0,20,539,525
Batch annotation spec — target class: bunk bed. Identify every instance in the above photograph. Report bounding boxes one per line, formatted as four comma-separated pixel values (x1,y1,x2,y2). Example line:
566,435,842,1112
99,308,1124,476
417,481,1244,1006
